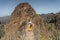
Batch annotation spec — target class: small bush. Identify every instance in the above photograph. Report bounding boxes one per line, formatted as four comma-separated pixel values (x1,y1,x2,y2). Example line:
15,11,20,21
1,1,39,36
0,24,5,39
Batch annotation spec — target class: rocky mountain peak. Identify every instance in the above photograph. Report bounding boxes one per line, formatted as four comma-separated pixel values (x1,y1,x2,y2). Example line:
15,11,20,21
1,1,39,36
1,2,45,40
0,2,59,40
11,2,35,19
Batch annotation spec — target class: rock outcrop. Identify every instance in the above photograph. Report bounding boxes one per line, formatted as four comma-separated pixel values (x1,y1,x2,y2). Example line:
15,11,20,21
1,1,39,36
40,13,60,40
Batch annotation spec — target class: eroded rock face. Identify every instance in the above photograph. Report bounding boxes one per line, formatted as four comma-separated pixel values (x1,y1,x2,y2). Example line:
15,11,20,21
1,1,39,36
1,3,45,40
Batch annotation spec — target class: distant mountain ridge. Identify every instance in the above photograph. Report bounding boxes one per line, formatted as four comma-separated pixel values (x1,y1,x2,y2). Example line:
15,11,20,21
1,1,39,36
0,16,10,24
0,13,60,24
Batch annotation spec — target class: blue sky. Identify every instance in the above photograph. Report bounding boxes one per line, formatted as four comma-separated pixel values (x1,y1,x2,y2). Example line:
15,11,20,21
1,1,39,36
0,0,60,17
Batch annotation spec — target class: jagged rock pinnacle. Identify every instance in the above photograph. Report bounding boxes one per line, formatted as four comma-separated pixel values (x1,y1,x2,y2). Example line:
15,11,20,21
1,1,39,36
11,2,36,18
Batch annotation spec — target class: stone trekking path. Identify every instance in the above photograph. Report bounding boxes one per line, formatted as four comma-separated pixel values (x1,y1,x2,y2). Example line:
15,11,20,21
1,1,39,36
24,30,35,40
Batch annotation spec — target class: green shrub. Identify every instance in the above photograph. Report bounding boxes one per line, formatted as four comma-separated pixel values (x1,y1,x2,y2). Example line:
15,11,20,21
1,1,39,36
0,24,5,39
